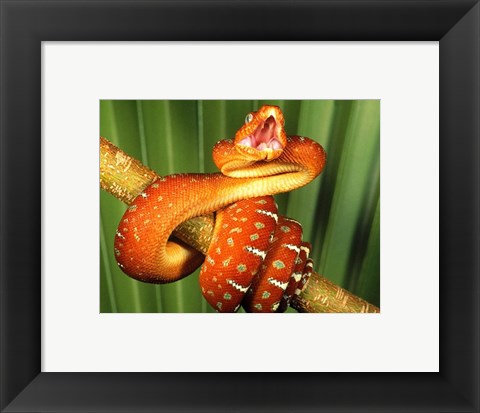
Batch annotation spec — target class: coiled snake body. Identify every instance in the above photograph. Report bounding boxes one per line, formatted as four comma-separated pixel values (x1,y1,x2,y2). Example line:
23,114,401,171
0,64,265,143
115,106,326,312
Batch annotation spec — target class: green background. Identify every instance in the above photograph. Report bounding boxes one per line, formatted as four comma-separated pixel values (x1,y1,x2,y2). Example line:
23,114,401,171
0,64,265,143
100,100,380,313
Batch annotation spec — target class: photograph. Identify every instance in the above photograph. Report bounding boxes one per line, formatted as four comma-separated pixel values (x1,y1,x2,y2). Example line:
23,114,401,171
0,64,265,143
100,100,380,313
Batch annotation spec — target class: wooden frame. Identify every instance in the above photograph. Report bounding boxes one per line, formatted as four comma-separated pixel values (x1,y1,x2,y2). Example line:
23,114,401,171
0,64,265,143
1,1,478,411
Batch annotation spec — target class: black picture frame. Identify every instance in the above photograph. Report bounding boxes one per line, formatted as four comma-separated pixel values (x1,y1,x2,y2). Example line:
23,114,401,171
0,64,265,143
1,1,479,412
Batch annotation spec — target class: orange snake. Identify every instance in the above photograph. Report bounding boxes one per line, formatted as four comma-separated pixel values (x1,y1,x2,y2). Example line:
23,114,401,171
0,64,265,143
114,106,326,312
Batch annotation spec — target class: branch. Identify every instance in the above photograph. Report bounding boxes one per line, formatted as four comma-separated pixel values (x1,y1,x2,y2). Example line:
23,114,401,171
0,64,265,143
100,137,379,313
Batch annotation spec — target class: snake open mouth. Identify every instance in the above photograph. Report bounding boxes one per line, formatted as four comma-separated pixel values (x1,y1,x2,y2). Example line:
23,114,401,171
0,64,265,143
237,116,284,151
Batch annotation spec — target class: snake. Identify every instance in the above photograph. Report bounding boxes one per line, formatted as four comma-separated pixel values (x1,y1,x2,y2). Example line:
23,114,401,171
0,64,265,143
114,105,326,312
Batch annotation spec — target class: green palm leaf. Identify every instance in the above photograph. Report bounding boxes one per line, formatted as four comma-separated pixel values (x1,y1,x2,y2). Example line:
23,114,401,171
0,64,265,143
100,100,380,312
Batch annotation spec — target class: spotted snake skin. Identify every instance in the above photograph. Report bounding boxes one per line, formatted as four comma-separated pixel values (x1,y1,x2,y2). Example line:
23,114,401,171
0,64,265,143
114,106,326,312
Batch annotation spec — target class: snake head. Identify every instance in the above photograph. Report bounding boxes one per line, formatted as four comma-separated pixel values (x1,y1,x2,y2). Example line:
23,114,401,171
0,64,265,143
234,106,287,161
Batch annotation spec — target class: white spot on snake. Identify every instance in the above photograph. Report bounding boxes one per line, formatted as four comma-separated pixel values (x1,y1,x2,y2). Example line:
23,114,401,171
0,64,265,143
229,227,242,234
141,192,148,198
157,195,163,202
206,256,215,265
255,209,278,223
300,245,310,255
227,279,250,293
268,277,289,290
292,272,302,282
115,230,125,239
271,302,280,311
244,246,267,260
284,217,301,226
222,257,232,267
283,243,300,253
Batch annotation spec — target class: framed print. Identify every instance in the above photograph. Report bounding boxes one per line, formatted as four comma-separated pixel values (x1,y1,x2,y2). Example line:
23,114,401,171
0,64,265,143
1,1,479,412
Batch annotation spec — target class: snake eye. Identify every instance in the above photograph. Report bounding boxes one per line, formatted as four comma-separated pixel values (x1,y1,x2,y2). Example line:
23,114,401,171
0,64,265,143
245,113,254,124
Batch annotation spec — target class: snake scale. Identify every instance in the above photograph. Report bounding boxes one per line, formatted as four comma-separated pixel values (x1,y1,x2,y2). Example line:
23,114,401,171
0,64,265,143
114,106,326,312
